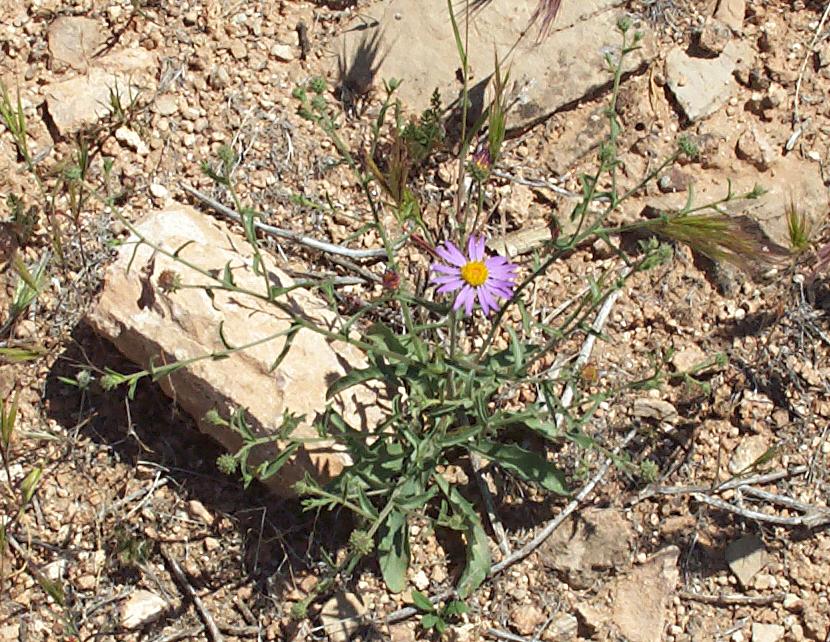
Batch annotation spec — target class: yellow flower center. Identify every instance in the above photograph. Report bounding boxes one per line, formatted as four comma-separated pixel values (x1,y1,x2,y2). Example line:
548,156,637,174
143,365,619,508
460,261,488,287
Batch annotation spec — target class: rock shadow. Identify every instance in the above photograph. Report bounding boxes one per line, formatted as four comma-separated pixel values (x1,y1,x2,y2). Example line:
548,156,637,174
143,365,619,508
43,321,350,605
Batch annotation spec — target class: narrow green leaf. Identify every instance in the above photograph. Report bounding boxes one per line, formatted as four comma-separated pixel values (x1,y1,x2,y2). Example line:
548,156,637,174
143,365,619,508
421,613,439,630
269,324,300,373
471,440,569,495
326,365,387,400
255,442,300,483
366,322,407,356
457,518,490,598
376,509,410,593
20,466,42,505
0,345,47,363
410,589,435,613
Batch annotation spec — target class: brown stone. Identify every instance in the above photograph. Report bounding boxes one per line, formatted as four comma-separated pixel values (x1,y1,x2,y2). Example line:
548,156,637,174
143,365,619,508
541,507,634,589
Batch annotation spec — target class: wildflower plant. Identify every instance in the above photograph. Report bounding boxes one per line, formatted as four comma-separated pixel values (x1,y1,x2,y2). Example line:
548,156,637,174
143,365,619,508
95,3,789,616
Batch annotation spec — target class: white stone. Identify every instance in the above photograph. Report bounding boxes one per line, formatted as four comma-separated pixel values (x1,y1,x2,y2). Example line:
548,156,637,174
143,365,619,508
270,43,295,62
752,623,784,642
120,590,168,629
115,127,150,156
149,183,170,200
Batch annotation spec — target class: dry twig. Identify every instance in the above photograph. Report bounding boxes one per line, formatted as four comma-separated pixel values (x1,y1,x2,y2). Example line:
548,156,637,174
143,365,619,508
160,546,225,642
181,183,390,259
471,452,512,557
792,0,830,136
678,591,785,607
692,492,830,528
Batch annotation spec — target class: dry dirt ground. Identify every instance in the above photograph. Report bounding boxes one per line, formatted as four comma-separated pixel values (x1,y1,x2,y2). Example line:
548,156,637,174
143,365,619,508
1,1,830,641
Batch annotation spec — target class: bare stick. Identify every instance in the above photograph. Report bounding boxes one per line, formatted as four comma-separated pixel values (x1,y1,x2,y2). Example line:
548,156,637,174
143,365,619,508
633,466,809,502
492,428,637,574
678,591,785,607
692,493,830,528
160,547,225,642
181,183,390,259
792,0,830,129
555,268,630,428
152,626,205,642
739,486,819,513
470,452,512,557
486,627,533,642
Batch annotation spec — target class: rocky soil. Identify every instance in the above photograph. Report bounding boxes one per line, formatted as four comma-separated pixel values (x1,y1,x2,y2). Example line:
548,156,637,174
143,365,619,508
1,1,830,641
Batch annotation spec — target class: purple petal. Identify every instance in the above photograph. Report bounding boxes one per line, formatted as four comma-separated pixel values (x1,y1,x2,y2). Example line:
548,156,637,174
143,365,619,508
437,280,464,294
436,241,467,267
432,274,464,285
478,285,496,316
485,256,517,271
468,235,486,261
487,265,518,280
464,288,475,315
488,282,515,299
431,263,460,276
452,285,475,316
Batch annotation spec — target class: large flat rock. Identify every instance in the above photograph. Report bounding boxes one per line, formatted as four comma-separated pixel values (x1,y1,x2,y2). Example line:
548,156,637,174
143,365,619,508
336,0,653,130
43,48,157,137
87,205,383,495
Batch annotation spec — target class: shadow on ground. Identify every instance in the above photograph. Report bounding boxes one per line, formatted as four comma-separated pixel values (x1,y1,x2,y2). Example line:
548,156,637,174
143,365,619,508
43,321,353,608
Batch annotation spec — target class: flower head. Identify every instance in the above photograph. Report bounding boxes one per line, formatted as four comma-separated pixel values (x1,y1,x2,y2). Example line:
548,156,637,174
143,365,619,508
430,235,518,316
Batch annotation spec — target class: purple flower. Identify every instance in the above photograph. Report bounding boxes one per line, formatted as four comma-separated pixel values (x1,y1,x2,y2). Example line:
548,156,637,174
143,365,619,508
430,235,518,316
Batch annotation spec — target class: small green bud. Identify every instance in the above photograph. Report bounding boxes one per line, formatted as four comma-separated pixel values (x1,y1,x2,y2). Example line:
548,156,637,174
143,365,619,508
310,94,327,112
678,136,699,160
617,15,632,33
216,453,237,475
99,373,121,391
639,459,659,483
290,600,308,620
75,369,92,390
291,86,307,101
349,529,374,556
309,76,327,94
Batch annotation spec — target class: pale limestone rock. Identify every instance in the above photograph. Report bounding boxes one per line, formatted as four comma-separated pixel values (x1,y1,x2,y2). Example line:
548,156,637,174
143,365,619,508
715,0,746,33
571,547,679,642
728,434,770,474
186,499,213,525
121,590,168,629
510,604,545,637
270,43,295,62
640,155,826,251
665,42,747,122
44,48,157,137
671,345,707,372
47,16,105,69
335,0,653,131
115,126,149,156
633,398,678,423
611,547,680,642
153,94,178,116
751,623,784,642
86,205,382,496
736,128,776,171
